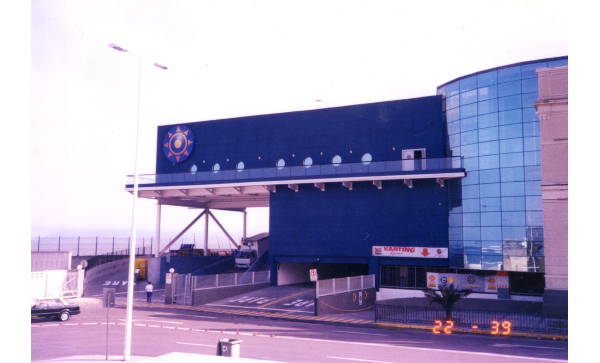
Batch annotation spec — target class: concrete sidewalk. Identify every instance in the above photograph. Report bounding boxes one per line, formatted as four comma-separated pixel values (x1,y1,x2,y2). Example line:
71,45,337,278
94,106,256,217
34,352,283,363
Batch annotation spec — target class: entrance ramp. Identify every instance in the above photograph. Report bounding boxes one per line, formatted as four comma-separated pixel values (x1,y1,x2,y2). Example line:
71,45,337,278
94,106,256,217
204,283,316,315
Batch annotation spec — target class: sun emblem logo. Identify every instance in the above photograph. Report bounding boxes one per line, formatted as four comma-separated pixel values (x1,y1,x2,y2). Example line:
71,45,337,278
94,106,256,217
163,125,194,163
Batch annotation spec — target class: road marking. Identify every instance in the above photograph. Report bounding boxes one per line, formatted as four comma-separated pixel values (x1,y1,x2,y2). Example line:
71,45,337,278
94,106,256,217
332,330,387,337
174,314,217,319
177,327,190,331
100,322,116,325
492,344,565,350
223,331,236,335
41,324,59,327
81,322,98,325
134,323,146,327
258,290,309,308
119,319,183,325
205,303,313,314
327,357,393,363
275,336,567,362
164,326,175,330
149,325,161,328
239,332,253,336
63,323,79,326
176,342,213,348
192,329,204,332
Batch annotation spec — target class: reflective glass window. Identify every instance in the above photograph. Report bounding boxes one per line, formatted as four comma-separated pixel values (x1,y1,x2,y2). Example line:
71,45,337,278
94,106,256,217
481,227,502,240
498,80,521,97
548,58,568,67
502,211,525,226
465,254,482,269
498,65,521,83
481,255,503,270
480,183,501,197
447,108,460,122
460,76,477,92
478,85,498,101
521,61,547,79
463,213,480,226
521,78,538,93
462,171,479,186
478,113,498,128
525,180,541,196
361,153,373,165
523,122,540,137
502,196,526,211
524,151,540,166
479,141,499,156
500,153,523,170
447,94,459,110
212,163,221,172
464,240,482,254
479,127,499,142
460,116,478,132
448,120,460,135
461,130,478,145
460,89,478,105
449,240,463,249
500,139,523,154
523,137,539,152
526,211,544,226
449,227,463,240
480,197,501,212
524,166,541,181
500,166,524,182
481,212,501,226
498,95,522,111
479,168,500,184
445,81,460,96
463,198,480,212
522,108,539,123
461,144,478,158
522,92,538,107
501,182,525,196
477,70,497,87
502,227,527,241
478,99,498,115
276,158,286,169
482,241,502,254
449,133,460,148
236,161,245,171
460,103,477,119
462,185,480,199
331,154,342,165
499,109,522,126
499,124,523,139
526,196,542,211
479,155,499,170
303,157,313,168
449,214,463,226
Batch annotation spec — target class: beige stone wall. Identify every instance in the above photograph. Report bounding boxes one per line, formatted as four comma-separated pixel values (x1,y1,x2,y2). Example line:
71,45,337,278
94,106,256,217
536,66,568,292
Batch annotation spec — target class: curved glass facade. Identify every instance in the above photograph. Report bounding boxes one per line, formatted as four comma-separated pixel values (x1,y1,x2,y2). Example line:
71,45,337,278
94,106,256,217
437,56,567,273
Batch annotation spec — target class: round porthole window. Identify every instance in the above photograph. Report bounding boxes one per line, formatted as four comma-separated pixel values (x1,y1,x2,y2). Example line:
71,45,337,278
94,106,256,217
361,153,373,165
303,157,313,168
190,164,198,174
236,161,245,171
331,155,342,166
276,158,285,170
212,163,221,172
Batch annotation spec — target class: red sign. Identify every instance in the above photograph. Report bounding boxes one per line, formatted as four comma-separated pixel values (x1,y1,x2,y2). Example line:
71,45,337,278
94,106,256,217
372,246,448,258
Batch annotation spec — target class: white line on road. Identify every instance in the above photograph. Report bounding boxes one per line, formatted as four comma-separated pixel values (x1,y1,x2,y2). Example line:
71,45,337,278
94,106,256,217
134,323,146,327
62,323,79,326
100,322,116,325
332,330,388,337
164,326,176,330
41,324,59,327
148,325,161,328
81,322,98,325
492,344,565,350
177,327,190,331
119,319,183,325
327,356,393,363
176,342,214,348
205,303,313,314
275,336,567,362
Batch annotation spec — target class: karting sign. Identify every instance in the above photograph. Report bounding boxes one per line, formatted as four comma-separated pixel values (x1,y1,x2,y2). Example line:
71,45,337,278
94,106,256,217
309,268,318,282
372,246,448,258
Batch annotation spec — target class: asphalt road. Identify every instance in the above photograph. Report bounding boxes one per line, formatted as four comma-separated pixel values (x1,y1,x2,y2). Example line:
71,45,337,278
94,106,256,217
31,297,568,363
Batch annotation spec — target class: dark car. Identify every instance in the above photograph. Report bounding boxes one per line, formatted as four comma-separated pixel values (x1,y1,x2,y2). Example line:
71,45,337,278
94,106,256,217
31,298,81,322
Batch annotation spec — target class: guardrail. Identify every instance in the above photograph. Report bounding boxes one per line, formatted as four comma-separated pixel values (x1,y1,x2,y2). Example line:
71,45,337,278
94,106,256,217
193,270,270,290
316,274,375,298
31,236,156,256
375,304,568,336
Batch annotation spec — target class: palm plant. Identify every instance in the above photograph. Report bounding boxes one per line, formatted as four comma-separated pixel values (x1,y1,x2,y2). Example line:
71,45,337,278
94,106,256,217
423,283,472,321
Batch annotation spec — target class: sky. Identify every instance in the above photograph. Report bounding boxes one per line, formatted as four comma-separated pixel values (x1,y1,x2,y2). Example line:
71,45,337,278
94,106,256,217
30,0,569,246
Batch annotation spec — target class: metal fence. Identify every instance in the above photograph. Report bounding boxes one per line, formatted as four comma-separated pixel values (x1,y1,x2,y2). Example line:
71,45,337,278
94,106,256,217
192,270,270,290
316,274,375,297
375,304,568,336
31,236,157,256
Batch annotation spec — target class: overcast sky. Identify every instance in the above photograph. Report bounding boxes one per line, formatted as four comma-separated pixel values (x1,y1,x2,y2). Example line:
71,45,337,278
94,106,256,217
30,0,568,245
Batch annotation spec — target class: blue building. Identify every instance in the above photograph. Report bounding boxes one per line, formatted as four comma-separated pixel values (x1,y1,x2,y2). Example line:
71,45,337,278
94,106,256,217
129,56,567,299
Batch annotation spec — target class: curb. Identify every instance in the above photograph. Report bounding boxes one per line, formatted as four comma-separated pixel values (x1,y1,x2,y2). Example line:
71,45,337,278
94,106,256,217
126,299,568,341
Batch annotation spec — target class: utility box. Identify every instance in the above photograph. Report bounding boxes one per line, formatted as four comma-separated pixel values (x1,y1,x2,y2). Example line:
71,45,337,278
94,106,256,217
216,338,241,358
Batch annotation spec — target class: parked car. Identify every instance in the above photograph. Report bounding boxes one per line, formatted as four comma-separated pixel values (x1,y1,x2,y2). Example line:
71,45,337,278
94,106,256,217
31,298,80,322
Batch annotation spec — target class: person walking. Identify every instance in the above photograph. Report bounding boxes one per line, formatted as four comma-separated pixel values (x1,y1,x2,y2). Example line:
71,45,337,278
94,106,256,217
145,281,154,303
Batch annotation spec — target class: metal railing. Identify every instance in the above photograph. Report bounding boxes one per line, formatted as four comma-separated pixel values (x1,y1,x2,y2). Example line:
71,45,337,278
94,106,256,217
316,274,375,298
192,270,270,290
126,157,464,187
375,304,567,336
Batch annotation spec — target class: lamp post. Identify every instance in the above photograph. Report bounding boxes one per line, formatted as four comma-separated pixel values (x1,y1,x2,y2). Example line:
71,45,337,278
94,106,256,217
108,43,167,361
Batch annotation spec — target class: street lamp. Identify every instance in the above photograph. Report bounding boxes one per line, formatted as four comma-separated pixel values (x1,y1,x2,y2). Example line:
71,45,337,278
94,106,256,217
108,43,167,361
